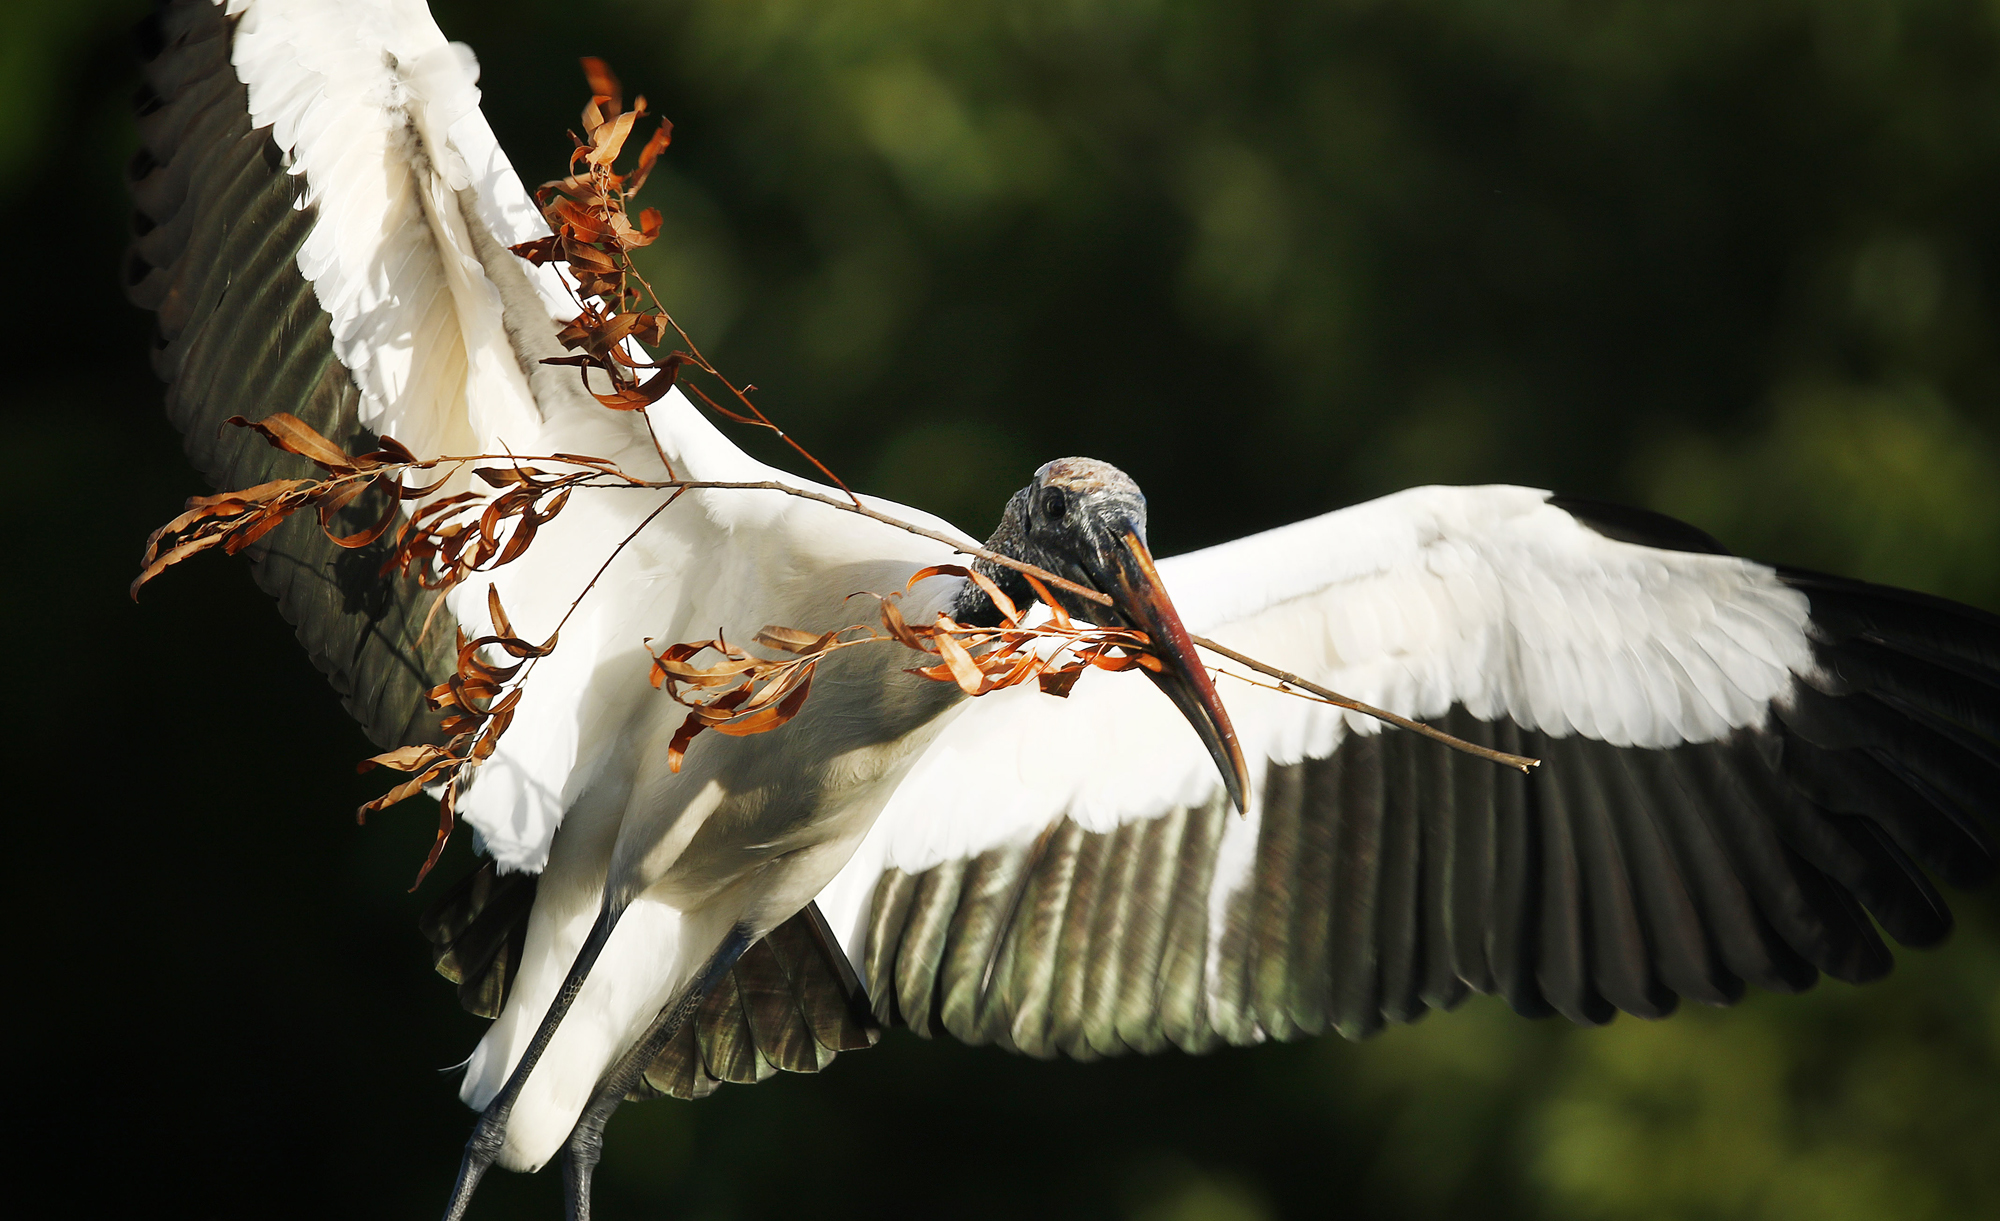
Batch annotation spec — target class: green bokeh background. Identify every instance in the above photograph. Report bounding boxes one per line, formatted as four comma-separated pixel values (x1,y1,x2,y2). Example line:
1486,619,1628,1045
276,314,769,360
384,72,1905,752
6,1,1998,1217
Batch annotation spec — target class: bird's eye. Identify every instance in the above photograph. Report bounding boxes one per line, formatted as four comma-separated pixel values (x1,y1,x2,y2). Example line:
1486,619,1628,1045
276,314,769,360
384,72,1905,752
1038,486,1069,522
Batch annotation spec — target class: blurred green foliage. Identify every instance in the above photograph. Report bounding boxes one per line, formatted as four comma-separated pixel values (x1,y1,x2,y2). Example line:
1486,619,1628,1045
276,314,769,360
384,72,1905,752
4,1,1997,1218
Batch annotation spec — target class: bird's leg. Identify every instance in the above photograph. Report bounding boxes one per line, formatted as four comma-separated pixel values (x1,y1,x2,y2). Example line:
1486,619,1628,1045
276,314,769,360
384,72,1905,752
442,904,624,1221
559,925,754,1221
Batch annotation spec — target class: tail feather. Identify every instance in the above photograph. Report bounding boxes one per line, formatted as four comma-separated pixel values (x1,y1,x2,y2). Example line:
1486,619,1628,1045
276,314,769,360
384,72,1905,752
633,904,882,1101
421,862,880,1098
420,861,535,1019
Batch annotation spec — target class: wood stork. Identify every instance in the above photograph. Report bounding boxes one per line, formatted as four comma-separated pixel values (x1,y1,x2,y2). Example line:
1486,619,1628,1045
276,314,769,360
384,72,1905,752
125,0,1998,1216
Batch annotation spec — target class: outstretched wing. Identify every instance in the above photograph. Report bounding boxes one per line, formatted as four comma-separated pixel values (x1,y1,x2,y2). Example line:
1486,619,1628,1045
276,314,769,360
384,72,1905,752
127,0,619,743
126,0,781,872
127,0,885,1089
815,485,1999,1053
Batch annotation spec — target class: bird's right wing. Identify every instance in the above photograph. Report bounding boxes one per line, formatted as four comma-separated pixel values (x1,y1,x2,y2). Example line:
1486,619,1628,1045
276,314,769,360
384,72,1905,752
816,485,1999,1053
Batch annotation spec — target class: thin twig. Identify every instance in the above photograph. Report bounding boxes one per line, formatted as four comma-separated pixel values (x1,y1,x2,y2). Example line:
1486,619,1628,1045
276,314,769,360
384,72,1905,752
145,424,1538,779
625,477,1111,606
1194,636,1542,773
376,447,1115,610
610,474,1540,773
486,487,684,707
623,261,860,505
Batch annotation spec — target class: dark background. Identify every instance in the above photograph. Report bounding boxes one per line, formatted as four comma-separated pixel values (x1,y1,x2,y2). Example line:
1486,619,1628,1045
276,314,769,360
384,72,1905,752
6,1,1999,1217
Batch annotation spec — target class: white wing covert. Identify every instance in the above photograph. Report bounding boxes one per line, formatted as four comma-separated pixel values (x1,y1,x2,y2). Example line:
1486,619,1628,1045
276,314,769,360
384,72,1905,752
819,486,2000,1052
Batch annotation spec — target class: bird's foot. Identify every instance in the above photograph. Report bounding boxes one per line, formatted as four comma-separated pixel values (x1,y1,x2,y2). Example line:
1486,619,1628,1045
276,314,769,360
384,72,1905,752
561,1122,603,1221
442,1096,513,1221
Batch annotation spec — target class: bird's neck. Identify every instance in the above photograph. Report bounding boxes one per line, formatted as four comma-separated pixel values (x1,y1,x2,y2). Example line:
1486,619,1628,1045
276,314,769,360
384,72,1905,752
949,498,1038,627
949,554,1038,627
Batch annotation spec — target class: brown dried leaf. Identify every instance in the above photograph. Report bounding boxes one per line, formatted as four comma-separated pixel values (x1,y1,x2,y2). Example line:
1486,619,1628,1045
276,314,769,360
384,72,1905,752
966,568,1022,624
588,109,638,167
314,474,374,519
358,744,452,774
907,563,972,589
489,630,558,660
581,57,622,117
475,466,549,488
220,505,292,554
326,494,401,549
494,513,540,566
131,532,226,597
225,412,358,472
628,313,667,348
990,647,1043,693
510,236,561,265
589,368,678,410
753,626,834,655
710,674,815,737
878,596,927,650
932,630,986,696
1021,573,1073,630
552,199,618,246
486,584,514,639
194,477,313,508
409,789,460,890
666,710,705,773
356,759,454,814
906,564,1018,625
626,125,672,195
1038,664,1086,698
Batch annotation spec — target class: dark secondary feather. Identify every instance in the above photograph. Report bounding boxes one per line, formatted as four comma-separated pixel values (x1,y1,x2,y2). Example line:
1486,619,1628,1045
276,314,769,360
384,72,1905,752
127,0,452,749
631,908,880,1101
857,506,1998,1052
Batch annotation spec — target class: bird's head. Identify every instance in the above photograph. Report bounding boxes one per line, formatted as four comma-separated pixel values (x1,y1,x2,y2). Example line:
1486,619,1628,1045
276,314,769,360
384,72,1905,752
957,458,1252,812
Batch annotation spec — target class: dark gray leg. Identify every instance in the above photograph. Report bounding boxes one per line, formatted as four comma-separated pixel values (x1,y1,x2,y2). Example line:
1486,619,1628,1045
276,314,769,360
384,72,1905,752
559,925,754,1221
442,904,623,1221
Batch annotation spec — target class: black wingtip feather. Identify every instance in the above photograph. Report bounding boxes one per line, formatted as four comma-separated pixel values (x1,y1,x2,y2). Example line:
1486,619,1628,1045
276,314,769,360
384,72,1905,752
1548,495,1735,556
1787,569,2000,681
1776,690,1996,887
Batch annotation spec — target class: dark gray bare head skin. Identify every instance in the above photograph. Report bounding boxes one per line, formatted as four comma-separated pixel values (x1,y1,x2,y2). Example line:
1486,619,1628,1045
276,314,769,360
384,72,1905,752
954,458,1150,627
947,457,1251,812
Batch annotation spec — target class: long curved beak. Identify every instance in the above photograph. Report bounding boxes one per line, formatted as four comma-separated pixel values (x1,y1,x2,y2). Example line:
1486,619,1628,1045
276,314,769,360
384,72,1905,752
1095,531,1251,813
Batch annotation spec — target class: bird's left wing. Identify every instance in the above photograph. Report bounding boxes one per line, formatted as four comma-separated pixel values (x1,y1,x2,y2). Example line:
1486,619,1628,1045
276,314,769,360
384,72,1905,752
127,0,781,873
128,0,907,1093
814,485,1999,1054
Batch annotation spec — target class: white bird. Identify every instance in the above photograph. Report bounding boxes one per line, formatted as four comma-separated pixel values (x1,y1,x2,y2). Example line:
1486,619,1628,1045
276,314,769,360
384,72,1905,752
126,1,1998,1218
